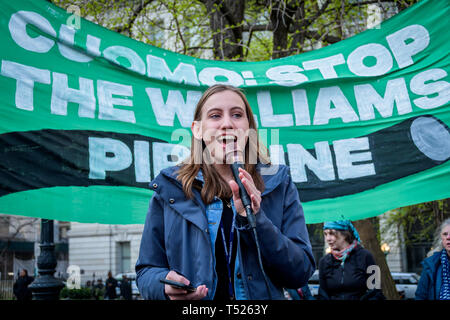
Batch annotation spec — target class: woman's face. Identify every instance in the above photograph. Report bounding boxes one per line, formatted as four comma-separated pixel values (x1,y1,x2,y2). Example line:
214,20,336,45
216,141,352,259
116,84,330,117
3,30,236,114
441,224,450,254
324,229,349,252
192,90,250,165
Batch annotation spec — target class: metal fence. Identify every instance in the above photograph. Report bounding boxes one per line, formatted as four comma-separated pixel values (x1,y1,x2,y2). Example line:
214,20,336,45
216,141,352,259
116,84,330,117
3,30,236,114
0,280,14,300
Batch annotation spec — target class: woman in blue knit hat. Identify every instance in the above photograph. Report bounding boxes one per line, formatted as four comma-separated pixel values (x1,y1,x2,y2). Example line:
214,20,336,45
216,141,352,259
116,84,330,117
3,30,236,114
318,220,384,300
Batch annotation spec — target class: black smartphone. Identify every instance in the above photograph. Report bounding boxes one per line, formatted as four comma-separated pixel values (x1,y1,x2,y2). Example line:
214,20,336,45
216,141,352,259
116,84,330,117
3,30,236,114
159,278,196,292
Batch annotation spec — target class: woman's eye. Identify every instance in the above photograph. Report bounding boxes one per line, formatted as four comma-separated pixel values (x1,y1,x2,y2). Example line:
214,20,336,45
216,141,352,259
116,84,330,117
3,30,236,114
209,114,220,119
233,113,242,118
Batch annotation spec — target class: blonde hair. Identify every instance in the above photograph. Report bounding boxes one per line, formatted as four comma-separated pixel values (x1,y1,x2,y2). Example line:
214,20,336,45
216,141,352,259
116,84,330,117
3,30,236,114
176,84,270,204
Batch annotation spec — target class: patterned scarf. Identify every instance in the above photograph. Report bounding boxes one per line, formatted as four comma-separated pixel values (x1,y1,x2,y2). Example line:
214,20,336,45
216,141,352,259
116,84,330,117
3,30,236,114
332,240,358,265
439,249,450,300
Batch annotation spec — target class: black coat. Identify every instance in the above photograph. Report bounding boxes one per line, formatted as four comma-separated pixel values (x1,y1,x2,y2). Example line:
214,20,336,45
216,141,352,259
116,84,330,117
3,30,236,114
105,277,118,299
13,276,34,300
318,245,384,300
120,279,133,300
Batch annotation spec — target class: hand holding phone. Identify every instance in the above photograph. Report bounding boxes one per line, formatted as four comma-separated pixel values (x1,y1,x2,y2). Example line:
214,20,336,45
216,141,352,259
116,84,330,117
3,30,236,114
160,278,196,292
162,270,208,300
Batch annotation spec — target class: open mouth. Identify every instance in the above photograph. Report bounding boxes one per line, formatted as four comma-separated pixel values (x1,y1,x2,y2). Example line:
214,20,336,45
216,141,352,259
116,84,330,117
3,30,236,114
217,135,237,146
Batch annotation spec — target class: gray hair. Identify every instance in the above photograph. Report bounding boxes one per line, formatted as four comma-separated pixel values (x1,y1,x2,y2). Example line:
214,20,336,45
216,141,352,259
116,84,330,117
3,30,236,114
428,218,450,257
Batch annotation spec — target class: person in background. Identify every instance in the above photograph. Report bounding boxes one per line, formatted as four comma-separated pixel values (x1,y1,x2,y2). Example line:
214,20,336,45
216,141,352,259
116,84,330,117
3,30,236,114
104,271,118,300
83,280,93,297
94,278,104,300
120,274,133,300
95,278,104,290
415,218,450,300
318,220,384,300
13,269,34,301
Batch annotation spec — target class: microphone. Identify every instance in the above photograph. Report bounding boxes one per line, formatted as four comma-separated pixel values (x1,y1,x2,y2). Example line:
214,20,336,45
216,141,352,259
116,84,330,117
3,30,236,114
230,161,256,229
227,150,272,299
229,155,273,299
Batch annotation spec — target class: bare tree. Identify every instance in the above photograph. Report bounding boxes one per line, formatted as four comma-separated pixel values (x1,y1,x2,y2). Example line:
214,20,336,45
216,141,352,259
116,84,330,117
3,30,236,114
0,215,39,279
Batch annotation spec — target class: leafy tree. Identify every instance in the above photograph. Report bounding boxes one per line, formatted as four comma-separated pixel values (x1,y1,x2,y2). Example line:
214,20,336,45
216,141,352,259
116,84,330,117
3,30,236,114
385,199,450,248
51,0,420,61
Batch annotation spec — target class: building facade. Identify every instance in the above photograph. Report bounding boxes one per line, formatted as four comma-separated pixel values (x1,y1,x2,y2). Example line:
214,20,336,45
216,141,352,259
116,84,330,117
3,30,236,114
0,215,69,280
67,222,143,284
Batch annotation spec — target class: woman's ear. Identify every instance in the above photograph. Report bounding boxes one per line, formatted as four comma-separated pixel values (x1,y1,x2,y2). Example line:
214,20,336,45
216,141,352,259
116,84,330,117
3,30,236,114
191,121,202,140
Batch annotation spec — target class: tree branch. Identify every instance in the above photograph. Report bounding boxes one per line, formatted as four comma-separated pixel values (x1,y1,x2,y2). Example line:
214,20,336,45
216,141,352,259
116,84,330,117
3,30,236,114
9,218,39,239
297,0,332,29
114,0,154,34
244,28,254,58
305,30,341,44
187,46,214,51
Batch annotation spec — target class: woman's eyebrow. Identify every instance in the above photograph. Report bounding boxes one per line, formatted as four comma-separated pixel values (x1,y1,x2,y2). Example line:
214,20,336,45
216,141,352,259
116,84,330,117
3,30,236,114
206,106,244,113
206,107,221,112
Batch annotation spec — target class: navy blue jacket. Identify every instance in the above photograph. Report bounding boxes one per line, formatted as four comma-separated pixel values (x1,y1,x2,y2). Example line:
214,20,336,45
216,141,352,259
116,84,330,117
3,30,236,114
415,251,443,300
135,164,315,300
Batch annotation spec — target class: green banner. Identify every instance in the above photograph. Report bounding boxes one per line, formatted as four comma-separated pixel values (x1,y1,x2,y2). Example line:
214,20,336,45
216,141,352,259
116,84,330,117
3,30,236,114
0,0,449,224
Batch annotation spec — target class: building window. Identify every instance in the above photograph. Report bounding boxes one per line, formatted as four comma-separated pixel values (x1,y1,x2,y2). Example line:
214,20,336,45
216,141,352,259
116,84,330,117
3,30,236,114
406,242,432,275
403,217,434,275
118,242,131,274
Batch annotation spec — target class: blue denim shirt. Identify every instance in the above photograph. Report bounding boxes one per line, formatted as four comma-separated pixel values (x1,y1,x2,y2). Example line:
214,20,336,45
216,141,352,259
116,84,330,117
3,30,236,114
204,195,247,299
136,164,315,300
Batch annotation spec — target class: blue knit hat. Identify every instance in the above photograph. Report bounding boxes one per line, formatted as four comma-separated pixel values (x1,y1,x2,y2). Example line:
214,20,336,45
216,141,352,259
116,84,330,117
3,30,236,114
323,220,361,243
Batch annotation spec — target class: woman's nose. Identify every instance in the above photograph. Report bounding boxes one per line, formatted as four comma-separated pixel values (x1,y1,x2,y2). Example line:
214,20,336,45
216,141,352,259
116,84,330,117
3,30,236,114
220,114,233,129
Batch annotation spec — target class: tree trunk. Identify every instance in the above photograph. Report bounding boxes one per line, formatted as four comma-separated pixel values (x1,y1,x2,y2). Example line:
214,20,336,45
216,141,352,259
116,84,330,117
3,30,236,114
353,218,400,300
290,2,306,55
202,0,244,60
270,1,297,59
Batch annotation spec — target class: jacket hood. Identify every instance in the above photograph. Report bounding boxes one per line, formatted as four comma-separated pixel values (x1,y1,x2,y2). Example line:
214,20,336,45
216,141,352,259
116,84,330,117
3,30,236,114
154,163,290,196
422,250,442,269
148,164,290,232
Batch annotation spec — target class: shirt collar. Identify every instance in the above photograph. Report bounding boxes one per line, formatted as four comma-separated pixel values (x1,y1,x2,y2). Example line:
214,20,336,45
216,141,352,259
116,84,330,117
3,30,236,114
195,168,205,184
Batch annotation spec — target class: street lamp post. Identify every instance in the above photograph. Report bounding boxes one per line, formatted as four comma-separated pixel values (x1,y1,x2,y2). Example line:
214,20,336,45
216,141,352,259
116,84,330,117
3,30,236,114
29,219,64,300
381,243,391,256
